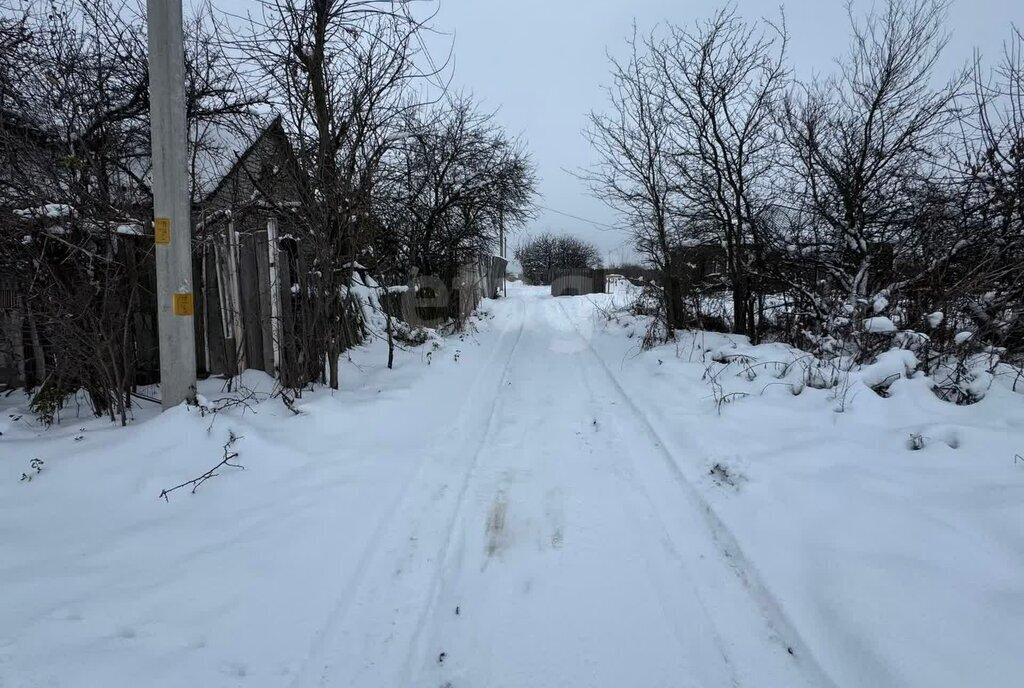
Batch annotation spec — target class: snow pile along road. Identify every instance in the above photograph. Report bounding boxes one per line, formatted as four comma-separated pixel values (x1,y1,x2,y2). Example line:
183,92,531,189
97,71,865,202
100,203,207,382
572,283,1024,688
1,283,1022,687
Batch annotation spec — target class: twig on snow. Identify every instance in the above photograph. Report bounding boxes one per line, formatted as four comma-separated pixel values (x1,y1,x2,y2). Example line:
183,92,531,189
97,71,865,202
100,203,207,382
275,388,302,415
159,432,244,502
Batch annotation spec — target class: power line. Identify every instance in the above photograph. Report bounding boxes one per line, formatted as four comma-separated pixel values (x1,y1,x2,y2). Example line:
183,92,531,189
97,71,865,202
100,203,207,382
537,204,623,232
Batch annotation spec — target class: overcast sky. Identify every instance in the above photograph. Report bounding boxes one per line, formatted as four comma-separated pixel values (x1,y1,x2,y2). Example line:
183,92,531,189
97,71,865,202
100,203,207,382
419,0,1023,265
217,0,1023,265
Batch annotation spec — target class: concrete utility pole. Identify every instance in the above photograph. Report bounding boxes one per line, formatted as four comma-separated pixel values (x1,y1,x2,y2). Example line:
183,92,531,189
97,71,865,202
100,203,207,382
147,0,197,409
499,208,506,297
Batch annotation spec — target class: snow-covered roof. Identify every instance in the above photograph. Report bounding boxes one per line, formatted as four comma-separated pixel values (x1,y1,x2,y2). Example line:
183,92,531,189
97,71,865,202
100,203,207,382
13,204,74,220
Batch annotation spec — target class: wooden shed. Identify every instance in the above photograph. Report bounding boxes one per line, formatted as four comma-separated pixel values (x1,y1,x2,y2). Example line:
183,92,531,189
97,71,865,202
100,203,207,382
194,116,323,385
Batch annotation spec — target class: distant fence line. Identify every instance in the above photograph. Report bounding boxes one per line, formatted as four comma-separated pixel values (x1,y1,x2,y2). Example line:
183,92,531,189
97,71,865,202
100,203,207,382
381,255,508,328
549,268,606,297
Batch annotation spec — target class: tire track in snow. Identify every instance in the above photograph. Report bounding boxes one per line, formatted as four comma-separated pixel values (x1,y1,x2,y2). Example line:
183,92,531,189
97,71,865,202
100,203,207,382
394,302,528,687
405,295,736,688
569,347,741,687
555,298,839,688
286,299,527,688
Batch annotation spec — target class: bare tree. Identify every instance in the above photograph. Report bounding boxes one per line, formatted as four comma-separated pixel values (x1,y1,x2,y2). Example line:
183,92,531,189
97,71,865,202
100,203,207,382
0,0,30,107
0,0,263,421
515,232,600,285
583,28,680,340
652,7,789,339
778,0,964,341
379,94,537,306
237,0,432,388
185,0,268,202
0,0,156,422
943,25,1024,355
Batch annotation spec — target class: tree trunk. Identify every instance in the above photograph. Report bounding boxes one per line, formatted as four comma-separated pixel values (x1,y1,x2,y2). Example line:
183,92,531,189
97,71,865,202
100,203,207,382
386,301,395,370
732,278,749,336
328,344,339,389
24,300,46,388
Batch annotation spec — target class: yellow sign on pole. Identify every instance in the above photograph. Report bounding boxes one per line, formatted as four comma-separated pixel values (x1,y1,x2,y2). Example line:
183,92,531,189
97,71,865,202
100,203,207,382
154,217,171,244
172,292,194,317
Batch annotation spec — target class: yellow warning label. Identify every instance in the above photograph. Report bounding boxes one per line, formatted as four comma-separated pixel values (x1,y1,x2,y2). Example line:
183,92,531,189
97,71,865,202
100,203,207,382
173,292,194,317
154,217,171,244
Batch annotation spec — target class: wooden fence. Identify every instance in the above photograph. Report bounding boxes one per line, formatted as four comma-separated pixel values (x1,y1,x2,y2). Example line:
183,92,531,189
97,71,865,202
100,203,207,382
380,255,508,327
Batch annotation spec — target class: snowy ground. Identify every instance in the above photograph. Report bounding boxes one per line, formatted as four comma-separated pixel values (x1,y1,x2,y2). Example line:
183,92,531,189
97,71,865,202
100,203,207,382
2,283,1023,687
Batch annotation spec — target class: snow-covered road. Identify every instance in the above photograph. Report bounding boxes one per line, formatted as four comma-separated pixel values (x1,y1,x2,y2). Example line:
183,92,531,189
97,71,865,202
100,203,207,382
286,287,826,688
4,283,1023,687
